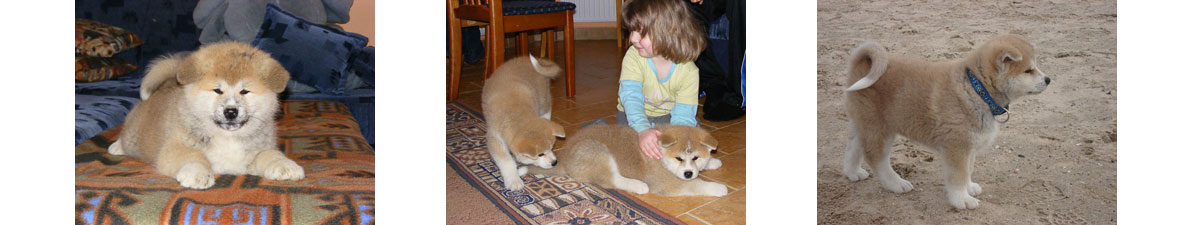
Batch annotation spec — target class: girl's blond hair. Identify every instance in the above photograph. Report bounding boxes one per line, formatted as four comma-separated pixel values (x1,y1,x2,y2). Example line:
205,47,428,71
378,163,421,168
622,0,706,63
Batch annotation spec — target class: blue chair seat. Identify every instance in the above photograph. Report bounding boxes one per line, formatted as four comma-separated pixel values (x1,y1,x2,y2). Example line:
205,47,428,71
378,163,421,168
502,0,576,16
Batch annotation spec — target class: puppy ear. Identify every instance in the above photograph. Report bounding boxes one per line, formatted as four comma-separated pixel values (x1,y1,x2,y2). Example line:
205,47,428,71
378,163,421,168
549,120,566,138
261,58,290,93
995,46,1023,73
659,132,676,149
176,55,203,85
700,133,719,154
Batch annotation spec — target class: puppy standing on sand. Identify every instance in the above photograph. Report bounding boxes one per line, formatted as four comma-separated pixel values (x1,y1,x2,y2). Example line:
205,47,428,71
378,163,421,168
108,42,303,189
482,55,567,191
841,34,1051,209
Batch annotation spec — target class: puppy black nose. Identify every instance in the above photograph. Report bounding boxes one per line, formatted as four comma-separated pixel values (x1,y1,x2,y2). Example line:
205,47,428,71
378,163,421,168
551,160,558,167
224,108,238,120
1044,77,1052,85
684,171,693,179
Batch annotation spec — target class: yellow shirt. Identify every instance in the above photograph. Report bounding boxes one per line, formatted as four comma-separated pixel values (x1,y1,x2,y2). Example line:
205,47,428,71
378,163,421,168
615,47,700,117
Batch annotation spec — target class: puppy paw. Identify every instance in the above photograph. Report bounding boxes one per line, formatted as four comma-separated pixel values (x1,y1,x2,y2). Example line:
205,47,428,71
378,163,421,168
175,163,215,189
968,182,983,196
948,190,981,210
503,175,525,191
881,178,914,194
623,179,649,194
517,166,529,176
843,167,870,182
701,182,729,197
705,158,723,170
107,140,124,155
261,159,305,180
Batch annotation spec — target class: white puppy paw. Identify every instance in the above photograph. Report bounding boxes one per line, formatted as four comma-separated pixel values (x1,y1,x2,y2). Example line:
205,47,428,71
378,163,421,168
107,140,124,155
701,182,729,197
176,163,215,189
843,167,869,182
262,159,305,180
517,166,529,176
705,158,723,170
968,182,983,196
948,190,981,210
881,178,914,193
502,175,525,191
622,179,650,194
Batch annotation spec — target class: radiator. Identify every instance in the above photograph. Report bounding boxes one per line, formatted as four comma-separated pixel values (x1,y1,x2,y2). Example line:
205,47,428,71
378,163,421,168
561,0,617,22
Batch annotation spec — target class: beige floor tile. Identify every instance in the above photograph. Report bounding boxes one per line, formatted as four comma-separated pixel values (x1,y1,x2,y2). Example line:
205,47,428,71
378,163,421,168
630,193,720,217
689,188,746,225
700,149,746,190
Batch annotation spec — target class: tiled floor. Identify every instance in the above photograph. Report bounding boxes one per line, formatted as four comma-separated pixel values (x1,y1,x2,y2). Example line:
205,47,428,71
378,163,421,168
450,40,746,225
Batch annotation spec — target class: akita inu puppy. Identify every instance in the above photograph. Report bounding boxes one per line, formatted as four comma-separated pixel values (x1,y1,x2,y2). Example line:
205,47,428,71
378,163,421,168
526,124,727,197
108,42,302,189
842,34,1051,209
482,55,566,191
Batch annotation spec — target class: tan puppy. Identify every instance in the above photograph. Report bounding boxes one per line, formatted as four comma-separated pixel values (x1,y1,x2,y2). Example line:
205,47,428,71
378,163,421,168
526,124,727,197
841,34,1051,209
482,55,566,191
108,42,302,189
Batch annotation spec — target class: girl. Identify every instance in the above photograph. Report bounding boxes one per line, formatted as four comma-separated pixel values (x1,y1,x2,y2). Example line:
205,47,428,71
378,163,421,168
617,0,707,159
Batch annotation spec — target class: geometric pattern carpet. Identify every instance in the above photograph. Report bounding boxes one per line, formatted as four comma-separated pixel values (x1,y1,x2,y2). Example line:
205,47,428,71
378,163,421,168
75,100,375,225
446,102,684,225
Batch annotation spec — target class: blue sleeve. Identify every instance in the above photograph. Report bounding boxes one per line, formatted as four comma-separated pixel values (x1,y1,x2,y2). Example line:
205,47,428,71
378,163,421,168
619,80,653,133
670,103,698,127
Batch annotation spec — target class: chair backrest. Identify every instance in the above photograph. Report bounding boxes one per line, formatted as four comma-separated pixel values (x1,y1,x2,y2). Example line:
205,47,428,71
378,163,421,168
451,0,499,23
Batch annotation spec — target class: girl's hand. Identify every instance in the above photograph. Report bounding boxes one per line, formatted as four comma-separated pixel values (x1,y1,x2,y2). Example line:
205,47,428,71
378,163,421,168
638,129,663,159
690,0,704,4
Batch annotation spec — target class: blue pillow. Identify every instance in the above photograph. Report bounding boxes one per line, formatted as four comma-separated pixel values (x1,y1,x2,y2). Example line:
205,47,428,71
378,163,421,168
252,3,369,95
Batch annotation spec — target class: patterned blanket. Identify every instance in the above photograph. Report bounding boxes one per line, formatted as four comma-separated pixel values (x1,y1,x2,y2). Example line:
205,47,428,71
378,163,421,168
446,102,685,225
75,100,374,225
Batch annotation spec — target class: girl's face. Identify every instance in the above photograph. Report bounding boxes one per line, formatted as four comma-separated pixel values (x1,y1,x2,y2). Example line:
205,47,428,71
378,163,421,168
629,31,656,58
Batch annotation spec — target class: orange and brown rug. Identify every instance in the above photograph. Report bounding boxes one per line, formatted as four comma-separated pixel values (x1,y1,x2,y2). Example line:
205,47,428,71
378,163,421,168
75,100,374,225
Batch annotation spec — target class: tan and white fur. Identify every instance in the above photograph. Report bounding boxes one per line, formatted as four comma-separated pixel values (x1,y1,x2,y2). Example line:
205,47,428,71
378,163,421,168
842,34,1051,209
525,124,727,197
108,42,302,189
482,55,566,191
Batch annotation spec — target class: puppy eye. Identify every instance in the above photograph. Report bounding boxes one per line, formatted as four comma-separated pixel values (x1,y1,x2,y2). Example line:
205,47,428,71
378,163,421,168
710,149,717,154
537,153,544,157
1024,69,1033,73
675,157,683,162
212,89,223,94
240,90,250,95
691,156,699,161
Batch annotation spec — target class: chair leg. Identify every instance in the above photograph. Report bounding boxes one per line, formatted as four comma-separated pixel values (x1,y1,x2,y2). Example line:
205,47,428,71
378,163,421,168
518,32,529,56
616,0,624,51
448,22,463,101
486,24,505,81
565,11,576,97
545,30,556,60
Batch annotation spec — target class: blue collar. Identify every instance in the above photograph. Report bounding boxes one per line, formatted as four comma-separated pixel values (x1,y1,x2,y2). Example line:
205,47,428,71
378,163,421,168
966,69,1008,116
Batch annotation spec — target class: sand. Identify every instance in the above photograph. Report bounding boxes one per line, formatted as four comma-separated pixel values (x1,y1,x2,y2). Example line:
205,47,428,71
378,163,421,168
816,0,1117,224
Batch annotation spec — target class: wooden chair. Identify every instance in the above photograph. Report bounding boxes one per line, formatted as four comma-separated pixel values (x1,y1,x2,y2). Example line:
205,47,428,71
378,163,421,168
447,0,577,101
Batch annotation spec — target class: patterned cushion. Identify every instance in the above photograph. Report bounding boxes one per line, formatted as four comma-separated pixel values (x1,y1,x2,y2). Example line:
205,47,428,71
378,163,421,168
75,19,144,58
252,3,369,95
75,0,203,70
502,0,576,16
75,94,139,145
76,56,139,82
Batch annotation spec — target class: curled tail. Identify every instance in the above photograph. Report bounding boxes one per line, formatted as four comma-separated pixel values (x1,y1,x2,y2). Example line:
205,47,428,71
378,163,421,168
139,53,188,100
844,41,889,91
528,54,562,78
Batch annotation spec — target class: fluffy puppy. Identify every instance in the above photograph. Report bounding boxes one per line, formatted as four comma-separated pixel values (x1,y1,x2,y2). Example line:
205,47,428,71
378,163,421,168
842,34,1051,209
526,124,727,197
482,55,566,191
108,42,302,189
